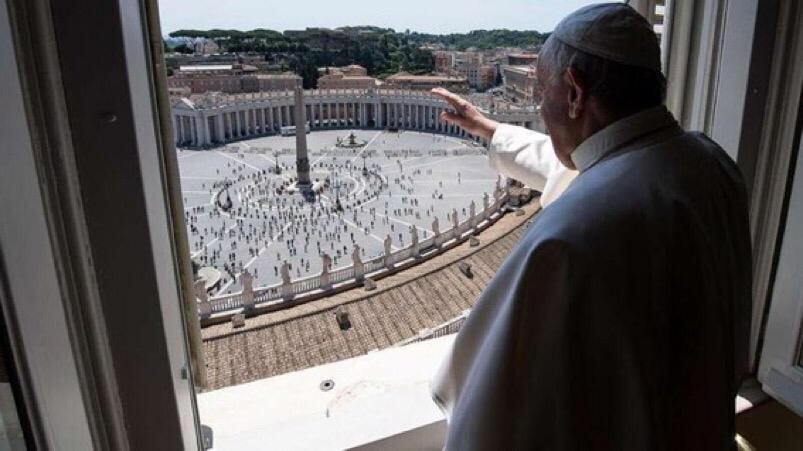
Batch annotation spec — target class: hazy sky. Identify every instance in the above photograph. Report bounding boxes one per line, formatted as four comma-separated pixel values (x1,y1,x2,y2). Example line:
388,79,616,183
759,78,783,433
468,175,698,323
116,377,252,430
158,0,609,35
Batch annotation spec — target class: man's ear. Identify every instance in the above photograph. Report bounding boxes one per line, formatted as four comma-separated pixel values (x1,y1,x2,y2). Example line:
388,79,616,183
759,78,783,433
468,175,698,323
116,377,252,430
564,67,585,119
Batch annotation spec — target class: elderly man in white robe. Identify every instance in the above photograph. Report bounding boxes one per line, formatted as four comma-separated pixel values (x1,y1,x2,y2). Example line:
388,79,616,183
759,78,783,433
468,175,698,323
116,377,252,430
429,3,751,450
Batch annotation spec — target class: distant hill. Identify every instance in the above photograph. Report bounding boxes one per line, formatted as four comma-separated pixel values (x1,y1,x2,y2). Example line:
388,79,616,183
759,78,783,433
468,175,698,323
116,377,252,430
167,26,548,52
166,27,547,88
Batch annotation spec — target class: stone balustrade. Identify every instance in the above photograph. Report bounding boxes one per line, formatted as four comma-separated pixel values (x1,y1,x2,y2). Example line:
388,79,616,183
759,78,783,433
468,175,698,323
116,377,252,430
196,191,510,320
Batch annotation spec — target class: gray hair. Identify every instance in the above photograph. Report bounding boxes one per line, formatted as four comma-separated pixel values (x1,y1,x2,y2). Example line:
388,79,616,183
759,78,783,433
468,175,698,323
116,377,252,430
538,36,666,115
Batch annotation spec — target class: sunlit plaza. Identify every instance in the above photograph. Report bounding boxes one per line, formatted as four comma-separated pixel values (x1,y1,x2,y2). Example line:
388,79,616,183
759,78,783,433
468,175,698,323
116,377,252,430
179,129,501,295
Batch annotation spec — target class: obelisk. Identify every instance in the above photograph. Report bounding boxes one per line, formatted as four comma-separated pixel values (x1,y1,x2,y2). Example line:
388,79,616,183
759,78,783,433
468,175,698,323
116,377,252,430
294,77,311,187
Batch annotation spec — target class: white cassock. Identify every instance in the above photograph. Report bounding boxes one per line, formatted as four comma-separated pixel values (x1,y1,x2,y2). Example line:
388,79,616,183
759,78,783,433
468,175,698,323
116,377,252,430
432,106,752,450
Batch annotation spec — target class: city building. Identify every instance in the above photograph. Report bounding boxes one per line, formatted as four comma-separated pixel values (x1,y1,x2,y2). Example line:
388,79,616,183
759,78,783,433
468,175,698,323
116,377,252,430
501,65,539,104
316,65,377,89
432,51,497,91
241,73,300,92
384,73,469,93
506,52,539,66
434,51,454,73
164,53,238,71
317,73,378,89
318,64,368,77
166,65,299,94
477,64,499,91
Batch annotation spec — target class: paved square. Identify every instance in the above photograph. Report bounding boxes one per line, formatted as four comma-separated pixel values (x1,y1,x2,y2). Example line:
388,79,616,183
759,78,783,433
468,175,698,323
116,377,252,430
179,129,500,294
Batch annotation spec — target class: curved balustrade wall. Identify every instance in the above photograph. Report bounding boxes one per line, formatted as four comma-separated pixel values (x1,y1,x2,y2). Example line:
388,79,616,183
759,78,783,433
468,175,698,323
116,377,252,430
197,191,510,320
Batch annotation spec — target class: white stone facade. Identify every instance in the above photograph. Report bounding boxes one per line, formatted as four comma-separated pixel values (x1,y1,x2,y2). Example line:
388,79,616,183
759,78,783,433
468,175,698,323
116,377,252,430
171,88,539,148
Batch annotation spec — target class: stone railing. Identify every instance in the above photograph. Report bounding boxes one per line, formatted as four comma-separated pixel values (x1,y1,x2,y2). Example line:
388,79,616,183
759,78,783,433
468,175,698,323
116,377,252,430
196,191,510,320
395,309,472,347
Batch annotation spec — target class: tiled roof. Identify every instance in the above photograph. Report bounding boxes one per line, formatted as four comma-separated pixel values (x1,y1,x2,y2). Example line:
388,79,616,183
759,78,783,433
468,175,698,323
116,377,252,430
202,202,539,391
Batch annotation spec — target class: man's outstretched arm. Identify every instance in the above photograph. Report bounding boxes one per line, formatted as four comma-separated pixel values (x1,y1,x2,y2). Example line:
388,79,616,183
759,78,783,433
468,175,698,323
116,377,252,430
430,88,576,205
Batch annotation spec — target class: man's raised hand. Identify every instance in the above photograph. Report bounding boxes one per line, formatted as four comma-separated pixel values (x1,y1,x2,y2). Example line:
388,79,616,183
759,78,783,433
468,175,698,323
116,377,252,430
430,87,499,141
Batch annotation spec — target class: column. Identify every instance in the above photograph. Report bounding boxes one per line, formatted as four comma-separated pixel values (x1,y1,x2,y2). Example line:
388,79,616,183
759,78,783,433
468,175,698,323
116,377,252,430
228,112,234,138
174,115,181,145
232,111,238,138
199,114,209,146
221,114,228,140
190,117,198,146
171,115,178,145
321,102,326,128
215,115,224,144
320,103,325,128
416,105,424,130
177,116,183,144
243,108,254,137
267,106,274,133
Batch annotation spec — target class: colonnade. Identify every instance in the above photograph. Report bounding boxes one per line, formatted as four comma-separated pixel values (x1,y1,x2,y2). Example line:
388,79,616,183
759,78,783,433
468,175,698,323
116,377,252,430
172,89,537,148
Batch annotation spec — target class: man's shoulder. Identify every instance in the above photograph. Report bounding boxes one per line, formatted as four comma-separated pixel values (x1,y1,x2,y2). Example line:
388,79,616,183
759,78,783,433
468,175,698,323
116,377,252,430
529,129,747,241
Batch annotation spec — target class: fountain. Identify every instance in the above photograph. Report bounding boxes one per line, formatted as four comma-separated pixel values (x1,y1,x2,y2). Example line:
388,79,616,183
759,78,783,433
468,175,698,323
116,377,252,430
335,131,367,149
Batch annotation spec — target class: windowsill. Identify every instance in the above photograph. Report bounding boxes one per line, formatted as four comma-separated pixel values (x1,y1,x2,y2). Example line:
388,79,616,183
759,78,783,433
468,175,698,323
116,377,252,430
198,333,768,450
737,378,770,414
197,334,454,450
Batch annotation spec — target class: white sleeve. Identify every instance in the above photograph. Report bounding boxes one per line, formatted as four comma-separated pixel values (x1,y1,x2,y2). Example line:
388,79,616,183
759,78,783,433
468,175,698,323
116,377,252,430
487,124,578,206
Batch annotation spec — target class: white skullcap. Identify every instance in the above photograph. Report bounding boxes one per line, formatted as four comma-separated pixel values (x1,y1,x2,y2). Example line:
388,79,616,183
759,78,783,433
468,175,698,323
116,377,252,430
551,2,661,72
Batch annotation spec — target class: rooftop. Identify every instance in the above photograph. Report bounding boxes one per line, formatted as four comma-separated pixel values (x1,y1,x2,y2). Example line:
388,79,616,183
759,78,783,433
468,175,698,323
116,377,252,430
253,73,300,79
201,201,540,390
386,73,468,82
178,64,233,72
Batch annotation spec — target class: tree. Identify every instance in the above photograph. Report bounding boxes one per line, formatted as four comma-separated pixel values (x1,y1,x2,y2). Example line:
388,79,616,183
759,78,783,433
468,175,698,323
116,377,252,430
173,43,194,54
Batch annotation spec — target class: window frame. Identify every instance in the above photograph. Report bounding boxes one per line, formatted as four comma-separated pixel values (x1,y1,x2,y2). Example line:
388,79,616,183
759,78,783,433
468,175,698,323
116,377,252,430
4,0,803,448
758,127,803,417
2,0,205,447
